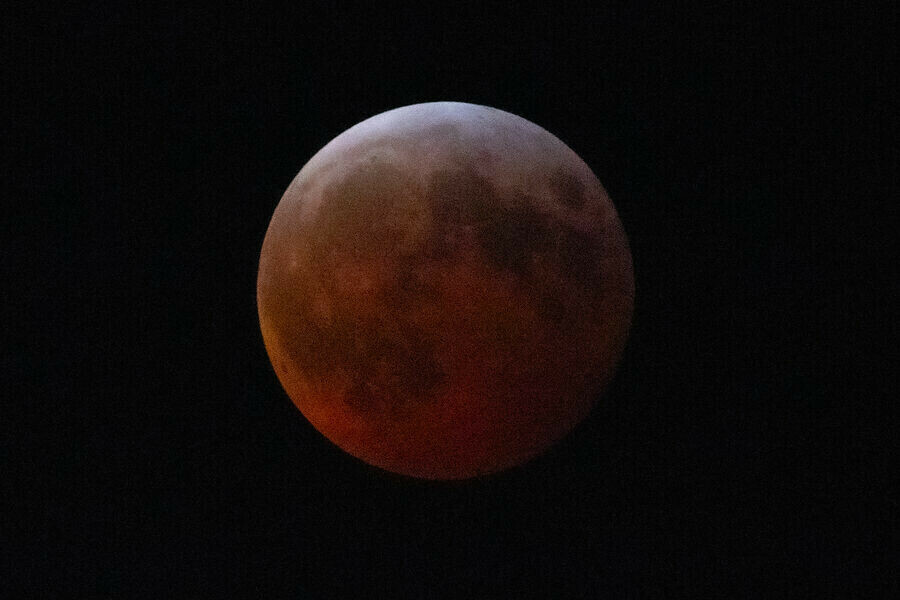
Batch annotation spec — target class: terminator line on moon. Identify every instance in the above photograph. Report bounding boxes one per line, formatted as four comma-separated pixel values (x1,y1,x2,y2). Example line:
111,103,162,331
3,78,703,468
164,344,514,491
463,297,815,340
257,102,634,479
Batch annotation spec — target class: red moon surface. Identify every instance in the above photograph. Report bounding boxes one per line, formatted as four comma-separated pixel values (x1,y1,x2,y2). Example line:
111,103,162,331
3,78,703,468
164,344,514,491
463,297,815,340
257,102,634,479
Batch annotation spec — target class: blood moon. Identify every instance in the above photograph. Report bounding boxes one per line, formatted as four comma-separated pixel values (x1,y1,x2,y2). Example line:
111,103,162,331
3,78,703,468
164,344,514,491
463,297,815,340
257,102,634,479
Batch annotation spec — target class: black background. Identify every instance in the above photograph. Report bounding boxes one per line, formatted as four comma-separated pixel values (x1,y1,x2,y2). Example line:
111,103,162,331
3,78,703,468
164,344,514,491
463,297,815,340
6,4,893,597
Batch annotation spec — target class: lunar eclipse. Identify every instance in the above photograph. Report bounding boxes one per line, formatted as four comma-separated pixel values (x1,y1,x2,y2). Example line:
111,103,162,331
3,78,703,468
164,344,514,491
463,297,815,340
257,102,634,479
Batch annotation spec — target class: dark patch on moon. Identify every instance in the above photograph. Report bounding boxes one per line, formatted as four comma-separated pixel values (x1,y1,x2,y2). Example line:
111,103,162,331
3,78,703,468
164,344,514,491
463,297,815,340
428,167,494,227
477,197,553,278
423,167,602,288
537,292,568,325
340,320,446,416
282,303,446,416
549,166,587,209
426,168,553,278
557,225,603,286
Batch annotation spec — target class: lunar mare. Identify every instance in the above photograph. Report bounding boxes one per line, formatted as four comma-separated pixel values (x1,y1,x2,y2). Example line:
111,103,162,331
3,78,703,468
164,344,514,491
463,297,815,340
257,102,634,479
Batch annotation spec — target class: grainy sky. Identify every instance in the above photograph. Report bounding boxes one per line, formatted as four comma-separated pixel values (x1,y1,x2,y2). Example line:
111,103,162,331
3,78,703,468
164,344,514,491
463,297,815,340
6,4,890,597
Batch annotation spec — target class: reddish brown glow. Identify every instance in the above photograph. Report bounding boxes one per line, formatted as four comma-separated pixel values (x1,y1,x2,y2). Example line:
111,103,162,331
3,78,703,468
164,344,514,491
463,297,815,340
257,102,633,479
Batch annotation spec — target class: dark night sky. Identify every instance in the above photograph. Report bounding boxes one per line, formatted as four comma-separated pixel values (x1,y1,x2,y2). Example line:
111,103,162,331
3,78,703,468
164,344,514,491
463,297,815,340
5,4,892,597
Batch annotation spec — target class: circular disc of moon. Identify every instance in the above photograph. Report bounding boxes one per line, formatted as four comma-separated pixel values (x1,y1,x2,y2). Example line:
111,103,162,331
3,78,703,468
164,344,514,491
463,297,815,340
257,102,634,479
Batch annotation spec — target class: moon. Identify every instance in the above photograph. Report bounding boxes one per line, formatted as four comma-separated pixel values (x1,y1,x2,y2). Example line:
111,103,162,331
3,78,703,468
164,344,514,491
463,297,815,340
257,102,634,479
